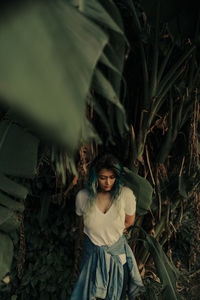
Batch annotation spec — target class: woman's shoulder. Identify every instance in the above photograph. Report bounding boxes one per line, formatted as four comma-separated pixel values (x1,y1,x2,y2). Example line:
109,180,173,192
76,188,90,199
75,188,90,212
121,185,135,196
75,189,90,215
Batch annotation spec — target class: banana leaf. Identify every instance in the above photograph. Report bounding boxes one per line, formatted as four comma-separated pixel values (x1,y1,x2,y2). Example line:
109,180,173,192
0,191,24,212
80,118,102,145
122,167,153,215
0,206,19,234
0,1,108,153
79,0,124,35
0,173,28,200
92,69,128,135
85,0,126,99
0,121,39,178
0,232,13,281
99,53,121,75
88,94,113,143
144,234,179,300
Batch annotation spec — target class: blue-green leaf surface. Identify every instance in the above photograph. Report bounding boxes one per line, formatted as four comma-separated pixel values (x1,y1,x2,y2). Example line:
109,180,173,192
122,167,153,215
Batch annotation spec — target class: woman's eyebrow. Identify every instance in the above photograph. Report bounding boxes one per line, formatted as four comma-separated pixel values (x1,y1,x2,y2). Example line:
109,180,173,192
98,175,115,178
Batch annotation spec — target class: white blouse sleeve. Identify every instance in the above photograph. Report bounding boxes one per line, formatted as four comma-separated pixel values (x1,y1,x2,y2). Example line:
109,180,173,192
75,189,88,216
124,187,136,215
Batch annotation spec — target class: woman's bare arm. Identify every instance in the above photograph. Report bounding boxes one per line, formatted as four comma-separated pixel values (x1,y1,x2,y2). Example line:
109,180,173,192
125,213,135,228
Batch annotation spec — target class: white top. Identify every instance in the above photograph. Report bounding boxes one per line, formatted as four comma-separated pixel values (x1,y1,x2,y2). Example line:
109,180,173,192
76,186,136,264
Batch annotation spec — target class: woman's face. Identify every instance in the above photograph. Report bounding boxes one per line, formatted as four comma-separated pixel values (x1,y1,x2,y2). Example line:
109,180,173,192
97,168,116,192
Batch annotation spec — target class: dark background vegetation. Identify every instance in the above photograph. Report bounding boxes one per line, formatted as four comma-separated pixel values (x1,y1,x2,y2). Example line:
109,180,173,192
0,1,200,299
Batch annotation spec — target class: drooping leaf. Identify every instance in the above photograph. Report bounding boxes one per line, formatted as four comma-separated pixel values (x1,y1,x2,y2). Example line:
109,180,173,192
0,206,19,234
93,70,124,109
178,175,188,198
0,191,24,212
99,53,121,75
122,167,153,215
144,234,179,300
104,44,125,91
0,121,39,178
80,0,126,131
0,232,14,281
79,0,124,35
0,172,28,200
129,125,138,163
93,69,128,135
80,118,102,145
0,206,16,226
0,1,108,153
89,94,113,143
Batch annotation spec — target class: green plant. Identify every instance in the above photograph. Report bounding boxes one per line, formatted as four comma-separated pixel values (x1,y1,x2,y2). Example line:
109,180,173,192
0,0,127,283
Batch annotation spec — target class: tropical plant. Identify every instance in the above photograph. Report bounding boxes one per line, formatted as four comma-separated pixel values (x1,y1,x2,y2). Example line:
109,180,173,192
0,0,128,287
116,0,200,298
0,0,200,300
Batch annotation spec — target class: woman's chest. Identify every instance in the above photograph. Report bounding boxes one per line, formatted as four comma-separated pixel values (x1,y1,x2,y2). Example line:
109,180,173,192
85,204,125,229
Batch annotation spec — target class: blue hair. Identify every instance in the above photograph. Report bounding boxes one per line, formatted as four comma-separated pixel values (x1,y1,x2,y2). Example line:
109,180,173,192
87,155,123,201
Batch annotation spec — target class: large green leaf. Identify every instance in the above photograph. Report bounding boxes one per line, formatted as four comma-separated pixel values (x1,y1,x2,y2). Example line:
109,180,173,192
0,173,28,200
88,93,113,143
0,191,24,212
0,1,108,153
80,0,127,137
79,0,124,35
99,53,121,75
0,206,19,234
0,232,13,281
0,206,16,227
122,167,153,215
80,118,102,145
144,234,179,300
93,69,128,135
0,121,39,178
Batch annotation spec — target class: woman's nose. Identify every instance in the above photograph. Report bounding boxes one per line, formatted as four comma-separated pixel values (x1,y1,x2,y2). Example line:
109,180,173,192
105,178,110,185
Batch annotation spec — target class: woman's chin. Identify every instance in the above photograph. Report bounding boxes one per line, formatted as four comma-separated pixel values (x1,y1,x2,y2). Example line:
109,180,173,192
102,187,112,192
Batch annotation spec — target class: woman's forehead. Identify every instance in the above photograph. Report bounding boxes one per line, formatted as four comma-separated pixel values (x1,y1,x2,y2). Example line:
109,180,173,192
98,169,115,176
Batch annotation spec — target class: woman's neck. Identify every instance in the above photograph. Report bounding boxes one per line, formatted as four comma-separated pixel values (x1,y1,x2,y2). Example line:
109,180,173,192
97,191,111,198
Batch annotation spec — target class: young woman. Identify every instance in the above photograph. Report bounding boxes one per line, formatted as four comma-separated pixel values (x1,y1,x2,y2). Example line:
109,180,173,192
70,154,143,300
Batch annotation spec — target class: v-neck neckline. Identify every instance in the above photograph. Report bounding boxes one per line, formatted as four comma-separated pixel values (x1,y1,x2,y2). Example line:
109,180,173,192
95,202,113,215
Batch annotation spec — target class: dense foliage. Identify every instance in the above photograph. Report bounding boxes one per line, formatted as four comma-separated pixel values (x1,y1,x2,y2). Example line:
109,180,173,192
0,0,200,299
2,203,74,300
